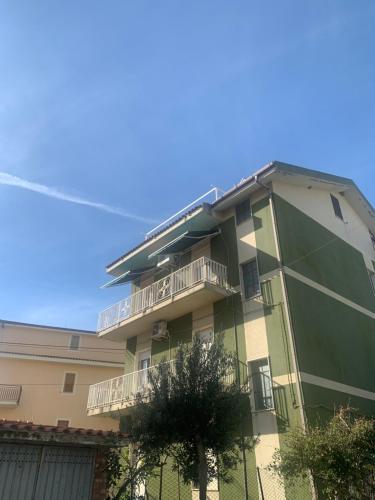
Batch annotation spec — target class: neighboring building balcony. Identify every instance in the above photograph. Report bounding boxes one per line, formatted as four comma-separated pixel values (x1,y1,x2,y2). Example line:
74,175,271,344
0,384,22,407
87,362,237,416
97,256,233,340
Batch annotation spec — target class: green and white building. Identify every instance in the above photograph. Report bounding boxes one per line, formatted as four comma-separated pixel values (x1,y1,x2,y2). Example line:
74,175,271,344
87,161,375,499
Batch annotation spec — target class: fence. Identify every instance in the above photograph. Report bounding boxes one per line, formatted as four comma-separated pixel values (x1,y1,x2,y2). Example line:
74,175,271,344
113,462,313,500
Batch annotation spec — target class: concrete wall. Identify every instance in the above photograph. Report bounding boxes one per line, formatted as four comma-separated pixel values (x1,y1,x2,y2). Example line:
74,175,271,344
0,322,124,430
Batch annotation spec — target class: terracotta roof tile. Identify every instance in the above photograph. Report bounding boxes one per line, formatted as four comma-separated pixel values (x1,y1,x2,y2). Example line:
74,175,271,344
0,419,127,439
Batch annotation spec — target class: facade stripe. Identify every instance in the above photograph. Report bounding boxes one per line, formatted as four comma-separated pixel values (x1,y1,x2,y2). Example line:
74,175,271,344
0,351,124,367
284,266,375,320
300,372,375,401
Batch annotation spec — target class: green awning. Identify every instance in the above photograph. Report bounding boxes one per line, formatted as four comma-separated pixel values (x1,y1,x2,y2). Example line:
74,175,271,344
100,266,156,288
148,230,220,260
107,205,219,277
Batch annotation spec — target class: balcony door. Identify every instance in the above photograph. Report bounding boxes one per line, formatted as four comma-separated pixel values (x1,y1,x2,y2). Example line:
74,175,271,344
196,329,213,350
137,349,151,393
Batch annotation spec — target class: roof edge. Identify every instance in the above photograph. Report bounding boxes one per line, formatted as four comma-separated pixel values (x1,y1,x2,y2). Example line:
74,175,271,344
0,319,95,335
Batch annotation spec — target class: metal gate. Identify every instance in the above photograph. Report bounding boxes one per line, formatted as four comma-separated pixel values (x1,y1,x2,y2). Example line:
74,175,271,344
0,443,96,500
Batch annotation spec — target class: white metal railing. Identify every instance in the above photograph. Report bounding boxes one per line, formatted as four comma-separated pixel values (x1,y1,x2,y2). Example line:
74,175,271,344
97,256,229,332
145,187,224,239
0,384,22,405
87,361,236,411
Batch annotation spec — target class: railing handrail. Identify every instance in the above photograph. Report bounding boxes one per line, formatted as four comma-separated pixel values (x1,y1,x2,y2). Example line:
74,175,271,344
145,188,223,239
97,256,229,332
87,359,238,411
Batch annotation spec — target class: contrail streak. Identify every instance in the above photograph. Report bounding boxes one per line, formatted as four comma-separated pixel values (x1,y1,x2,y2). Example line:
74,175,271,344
0,172,157,224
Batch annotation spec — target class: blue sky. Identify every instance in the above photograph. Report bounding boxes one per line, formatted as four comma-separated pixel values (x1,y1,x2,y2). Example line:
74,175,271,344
0,1,374,330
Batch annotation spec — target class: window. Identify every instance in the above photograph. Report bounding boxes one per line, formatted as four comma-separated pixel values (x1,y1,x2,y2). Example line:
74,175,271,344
235,198,251,225
196,329,213,350
369,230,375,251
241,259,260,299
63,373,76,393
138,350,151,371
330,194,343,220
137,350,151,391
249,358,273,411
57,419,70,429
369,270,375,294
69,335,80,350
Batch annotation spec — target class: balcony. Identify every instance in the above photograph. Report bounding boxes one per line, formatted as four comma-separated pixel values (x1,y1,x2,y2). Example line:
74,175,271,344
87,362,236,416
0,384,22,407
97,257,233,341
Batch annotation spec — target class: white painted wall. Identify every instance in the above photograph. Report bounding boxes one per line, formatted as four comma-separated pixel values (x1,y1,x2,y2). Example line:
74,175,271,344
234,204,285,499
273,181,375,270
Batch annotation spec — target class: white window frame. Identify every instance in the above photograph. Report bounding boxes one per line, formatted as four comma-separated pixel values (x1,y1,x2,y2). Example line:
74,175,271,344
330,193,344,221
195,328,214,350
369,230,375,251
69,335,80,350
248,357,274,412
136,348,152,371
240,258,261,300
136,348,152,392
369,270,375,295
62,371,77,395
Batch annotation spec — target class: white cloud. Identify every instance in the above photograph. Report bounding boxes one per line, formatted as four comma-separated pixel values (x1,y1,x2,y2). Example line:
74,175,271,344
0,171,157,224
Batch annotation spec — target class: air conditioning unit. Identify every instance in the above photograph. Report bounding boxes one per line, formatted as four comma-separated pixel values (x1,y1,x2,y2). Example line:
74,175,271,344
152,320,168,340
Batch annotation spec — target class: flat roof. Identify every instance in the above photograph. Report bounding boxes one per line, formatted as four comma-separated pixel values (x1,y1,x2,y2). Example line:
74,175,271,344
0,319,95,335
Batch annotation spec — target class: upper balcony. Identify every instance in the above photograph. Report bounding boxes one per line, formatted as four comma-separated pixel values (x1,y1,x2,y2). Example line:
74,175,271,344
0,384,22,407
97,257,232,341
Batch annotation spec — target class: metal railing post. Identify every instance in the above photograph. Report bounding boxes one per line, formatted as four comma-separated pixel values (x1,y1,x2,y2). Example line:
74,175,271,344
97,257,230,332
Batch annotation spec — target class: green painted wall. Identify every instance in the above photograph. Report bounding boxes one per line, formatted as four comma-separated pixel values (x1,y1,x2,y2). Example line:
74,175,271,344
286,274,375,393
252,195,311,500
274,194,375,313
124,336,137,374
146,459,191,500
151,313,193,365
211,216,240,287
252,195,279,275
213,294,259,499
302,382,375,424
213,294,247,381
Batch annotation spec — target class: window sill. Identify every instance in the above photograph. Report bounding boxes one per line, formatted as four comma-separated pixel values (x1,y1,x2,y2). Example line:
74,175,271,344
243,292,262,302
251,407,275,414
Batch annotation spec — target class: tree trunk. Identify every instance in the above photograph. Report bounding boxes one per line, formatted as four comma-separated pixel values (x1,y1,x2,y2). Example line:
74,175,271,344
197,440,208,500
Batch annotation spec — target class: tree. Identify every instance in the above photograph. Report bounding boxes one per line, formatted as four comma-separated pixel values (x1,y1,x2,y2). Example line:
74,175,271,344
270,407,375,499
105,446,162,500
128,335,255,500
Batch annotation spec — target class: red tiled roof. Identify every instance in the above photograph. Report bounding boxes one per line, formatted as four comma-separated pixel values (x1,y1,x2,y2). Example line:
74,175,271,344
0,419,128,441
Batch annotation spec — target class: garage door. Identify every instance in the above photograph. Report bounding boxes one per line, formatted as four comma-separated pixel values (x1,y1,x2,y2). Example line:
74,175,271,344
0,443,96,500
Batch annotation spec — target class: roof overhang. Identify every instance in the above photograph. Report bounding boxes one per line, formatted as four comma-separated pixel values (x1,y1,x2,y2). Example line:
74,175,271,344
100,266,156,288
212,161,375,232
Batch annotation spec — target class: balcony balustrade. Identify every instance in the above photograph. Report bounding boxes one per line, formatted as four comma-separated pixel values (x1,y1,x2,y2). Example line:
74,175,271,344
0,384,22,406
97,256,231,338
87,361,240,416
